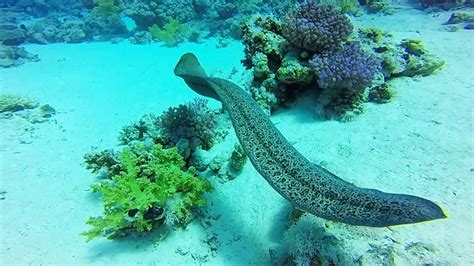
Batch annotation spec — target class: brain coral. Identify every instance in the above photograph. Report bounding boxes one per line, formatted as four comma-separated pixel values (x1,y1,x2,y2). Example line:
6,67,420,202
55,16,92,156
310,42,381,91
281,2,353,53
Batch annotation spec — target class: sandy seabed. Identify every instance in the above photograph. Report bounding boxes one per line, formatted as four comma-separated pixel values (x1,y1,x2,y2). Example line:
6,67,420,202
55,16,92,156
1,6,473,265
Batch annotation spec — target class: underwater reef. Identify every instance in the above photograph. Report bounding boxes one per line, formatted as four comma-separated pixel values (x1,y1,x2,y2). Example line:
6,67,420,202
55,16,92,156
0,0,299,47
0,0,471,48
240,1,445,121
83,99,247,240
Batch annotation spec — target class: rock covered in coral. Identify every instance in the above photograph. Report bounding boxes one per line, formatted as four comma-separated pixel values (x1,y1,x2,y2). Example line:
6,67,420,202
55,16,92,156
368,82,394,103
116,99,221,168
0,94,38,113
445,11,474,30
188,148,212,172
446,12,474,24
0,94,56,123
276,53,314,84
241,16,288,69
26,18,88,44
84,0,127,41
240,2,443,122
317,87,367,121
272,214,348,265
123,0,161,29
282,2,353,53
159,98,218,151
251,52,271,79
419,0,473,9
84,149,120,177
118,113,160,145
229,143,247,171
366,0,394,15
241,16,310,112
0,23,27,45
356,30,444,78
310,42,381,91
209,153,234,183
129,30,153,44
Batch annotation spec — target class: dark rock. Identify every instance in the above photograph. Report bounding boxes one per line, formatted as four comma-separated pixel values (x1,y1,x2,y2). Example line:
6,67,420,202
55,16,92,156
0,23,26,45
39,104,56,118
464,23,474,30
144,205,164,220
30,32,48,44
446,12,474,24
128,208,139,217
0,45,39,68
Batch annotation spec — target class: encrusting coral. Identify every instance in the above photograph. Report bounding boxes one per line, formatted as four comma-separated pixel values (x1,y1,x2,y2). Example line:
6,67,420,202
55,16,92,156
82,143,212,241
0,94,38,113
0,94,56,123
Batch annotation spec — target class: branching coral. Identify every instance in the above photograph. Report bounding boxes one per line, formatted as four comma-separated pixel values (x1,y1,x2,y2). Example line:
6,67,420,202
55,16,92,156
158,98,217,153
281,2,353,53
82,143,212,241
84,149,121,177
118,113,160,145
310,42,381,91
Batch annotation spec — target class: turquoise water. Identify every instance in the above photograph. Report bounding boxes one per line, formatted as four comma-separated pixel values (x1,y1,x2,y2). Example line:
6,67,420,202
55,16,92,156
1,1,473,265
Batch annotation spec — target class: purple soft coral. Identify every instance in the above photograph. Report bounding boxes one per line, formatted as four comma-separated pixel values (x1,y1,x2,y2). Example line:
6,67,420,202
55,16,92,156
282,2,353,52
310,43,382,91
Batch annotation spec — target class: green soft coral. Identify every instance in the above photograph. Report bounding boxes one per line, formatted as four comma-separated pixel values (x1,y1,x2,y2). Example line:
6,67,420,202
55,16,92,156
92,0,120,18
82,143,212,241
148,20,188,46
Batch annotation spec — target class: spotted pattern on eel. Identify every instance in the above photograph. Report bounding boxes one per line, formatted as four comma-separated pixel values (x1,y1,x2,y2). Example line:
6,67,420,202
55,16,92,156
174,53,446,227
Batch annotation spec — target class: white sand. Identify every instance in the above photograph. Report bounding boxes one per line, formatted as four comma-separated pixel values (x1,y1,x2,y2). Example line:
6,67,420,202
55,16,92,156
1,7,473,265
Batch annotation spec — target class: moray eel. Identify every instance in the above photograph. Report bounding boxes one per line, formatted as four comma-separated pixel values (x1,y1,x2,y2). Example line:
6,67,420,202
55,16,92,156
174,53,446,227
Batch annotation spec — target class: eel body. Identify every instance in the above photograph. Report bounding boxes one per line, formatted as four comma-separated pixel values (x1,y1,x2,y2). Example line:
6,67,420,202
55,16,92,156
174,53,446,227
